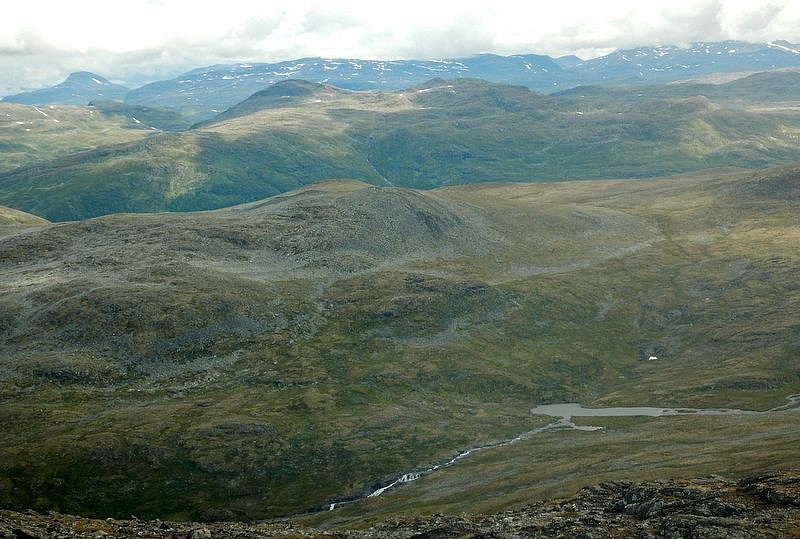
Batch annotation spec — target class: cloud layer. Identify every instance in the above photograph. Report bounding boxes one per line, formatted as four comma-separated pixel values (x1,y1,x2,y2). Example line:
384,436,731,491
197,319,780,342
2,0,800,96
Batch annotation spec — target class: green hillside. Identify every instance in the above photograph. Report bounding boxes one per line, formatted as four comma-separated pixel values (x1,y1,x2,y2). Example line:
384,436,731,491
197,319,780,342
3,78,800,221
86,100,191,131
0,102,160,173
0,204,48,225
556,70,800,104
1,165,797,521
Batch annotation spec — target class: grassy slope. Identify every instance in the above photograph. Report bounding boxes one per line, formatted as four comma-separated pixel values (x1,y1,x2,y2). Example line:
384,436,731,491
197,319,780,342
86,100,191,131
305,167,800,526
303,411,799,529
0,205,48,225
0,167,797,521
3,78,800,220
556,70,800,104
0,102,165,173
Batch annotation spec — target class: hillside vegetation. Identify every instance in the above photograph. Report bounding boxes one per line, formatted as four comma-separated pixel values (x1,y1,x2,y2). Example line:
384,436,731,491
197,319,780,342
0,102,166,173
3,77,800,221
556,70,800,106
0,205,47,225
1,165,797,521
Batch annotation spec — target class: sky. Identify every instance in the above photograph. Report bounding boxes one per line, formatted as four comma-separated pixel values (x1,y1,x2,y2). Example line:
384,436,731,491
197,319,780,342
2,0,800,96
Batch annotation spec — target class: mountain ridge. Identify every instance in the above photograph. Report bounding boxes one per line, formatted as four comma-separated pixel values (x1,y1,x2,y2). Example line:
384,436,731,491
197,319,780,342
5,40,800,122
2,71,129,106
4,75,800,221
122,40,800,121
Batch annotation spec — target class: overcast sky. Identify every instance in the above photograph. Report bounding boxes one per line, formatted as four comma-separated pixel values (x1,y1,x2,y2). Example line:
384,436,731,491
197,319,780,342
2,0,800,96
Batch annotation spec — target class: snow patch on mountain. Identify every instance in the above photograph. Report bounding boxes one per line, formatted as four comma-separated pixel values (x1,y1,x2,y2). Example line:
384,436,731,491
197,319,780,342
768,41,800,54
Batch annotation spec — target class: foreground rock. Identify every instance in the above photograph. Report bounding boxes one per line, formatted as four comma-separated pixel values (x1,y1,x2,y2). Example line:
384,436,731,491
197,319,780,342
1,471,798,538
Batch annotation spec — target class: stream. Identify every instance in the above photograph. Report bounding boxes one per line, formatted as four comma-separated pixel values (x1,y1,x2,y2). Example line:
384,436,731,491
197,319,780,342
325,393,800,511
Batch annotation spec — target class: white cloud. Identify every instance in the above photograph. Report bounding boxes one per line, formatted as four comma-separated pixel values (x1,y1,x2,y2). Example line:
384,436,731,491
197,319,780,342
2,0,800,95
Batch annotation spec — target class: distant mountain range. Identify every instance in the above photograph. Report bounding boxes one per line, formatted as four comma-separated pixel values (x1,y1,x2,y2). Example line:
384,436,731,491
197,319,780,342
4,40,800,122
4,75,800,222
2,72,129,106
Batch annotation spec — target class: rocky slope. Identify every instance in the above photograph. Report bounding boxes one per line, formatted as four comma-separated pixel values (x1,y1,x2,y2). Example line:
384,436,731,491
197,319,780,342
1,471,798,538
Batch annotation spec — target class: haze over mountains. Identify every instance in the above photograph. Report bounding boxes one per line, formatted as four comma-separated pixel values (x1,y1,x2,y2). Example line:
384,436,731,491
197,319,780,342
2,72,130,106
4,40,800,122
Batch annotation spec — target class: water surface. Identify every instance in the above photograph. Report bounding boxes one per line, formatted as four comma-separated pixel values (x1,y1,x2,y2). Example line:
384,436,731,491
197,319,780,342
530,402,754,418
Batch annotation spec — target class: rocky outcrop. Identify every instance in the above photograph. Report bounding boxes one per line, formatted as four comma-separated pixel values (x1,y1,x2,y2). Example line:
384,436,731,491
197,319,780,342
1,471,798,538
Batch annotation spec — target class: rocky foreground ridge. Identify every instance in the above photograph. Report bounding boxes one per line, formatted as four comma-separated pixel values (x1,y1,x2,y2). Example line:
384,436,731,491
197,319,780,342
2,471,798,538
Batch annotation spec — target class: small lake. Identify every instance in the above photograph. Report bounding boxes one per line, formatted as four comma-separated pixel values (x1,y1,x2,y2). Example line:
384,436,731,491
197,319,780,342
530,402,755,418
